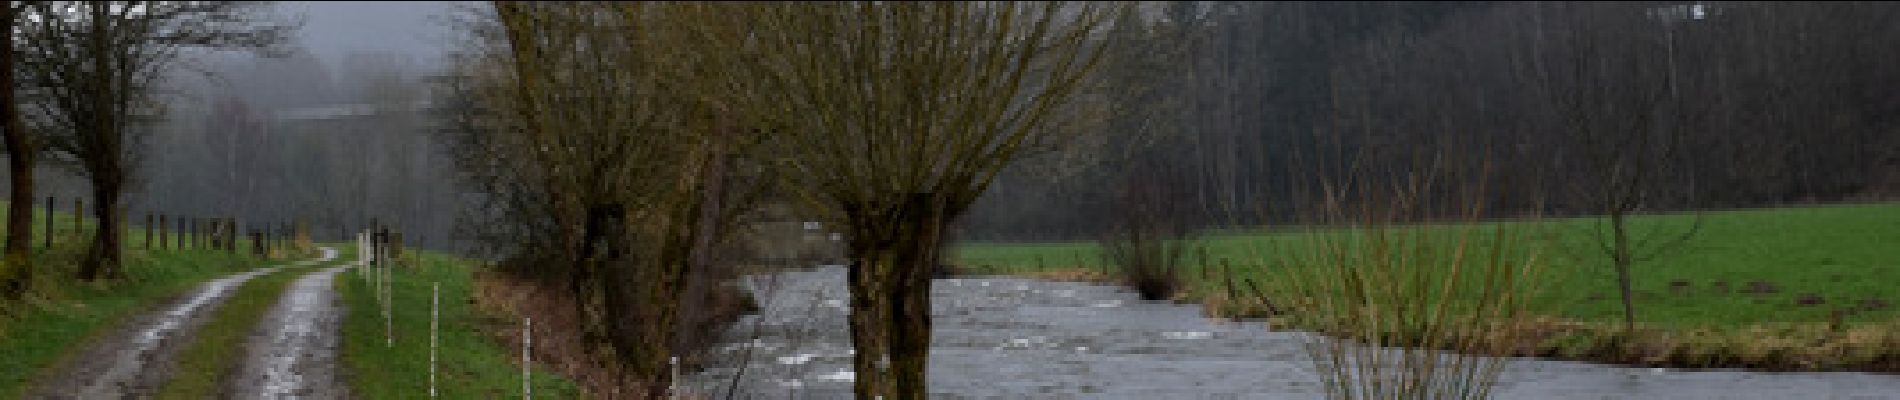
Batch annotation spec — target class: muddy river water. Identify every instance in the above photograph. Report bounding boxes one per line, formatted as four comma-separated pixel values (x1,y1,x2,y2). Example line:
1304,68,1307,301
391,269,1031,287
686,267,1900,399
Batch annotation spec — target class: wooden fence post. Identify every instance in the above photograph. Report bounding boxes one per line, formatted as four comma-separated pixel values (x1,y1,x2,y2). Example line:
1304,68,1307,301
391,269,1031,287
144,213,153,250
1221,258,1237,300
42,196,53,249
158,214,168,250
72,198,82,237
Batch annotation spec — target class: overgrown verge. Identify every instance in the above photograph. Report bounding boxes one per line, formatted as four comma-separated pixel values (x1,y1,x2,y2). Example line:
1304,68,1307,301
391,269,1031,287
338,250,581,399
470,265,755,398
0,204,275,397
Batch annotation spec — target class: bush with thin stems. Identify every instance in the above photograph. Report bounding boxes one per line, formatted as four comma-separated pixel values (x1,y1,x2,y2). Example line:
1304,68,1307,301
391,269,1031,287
1099,169,1192,301
1260,161,1545,400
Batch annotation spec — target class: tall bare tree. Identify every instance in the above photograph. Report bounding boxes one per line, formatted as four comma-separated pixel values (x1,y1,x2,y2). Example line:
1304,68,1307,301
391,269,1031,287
710,3,1124,398
0,1,39,298
1526,2,1701,332
466,3,770,395
15,1,293,280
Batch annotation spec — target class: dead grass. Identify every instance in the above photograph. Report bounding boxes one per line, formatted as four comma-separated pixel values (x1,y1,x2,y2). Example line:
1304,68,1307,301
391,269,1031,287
473,271,638,399
1016,267,1115,283
1217,306,1900,372
472,268,757,399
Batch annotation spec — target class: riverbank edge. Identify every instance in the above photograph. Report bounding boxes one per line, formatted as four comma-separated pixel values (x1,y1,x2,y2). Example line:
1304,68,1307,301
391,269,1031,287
469,264,756,397
961,266,1900,374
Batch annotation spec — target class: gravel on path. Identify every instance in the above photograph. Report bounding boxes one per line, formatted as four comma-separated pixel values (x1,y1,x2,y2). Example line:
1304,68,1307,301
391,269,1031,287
225,261,355,399
25,248,337,400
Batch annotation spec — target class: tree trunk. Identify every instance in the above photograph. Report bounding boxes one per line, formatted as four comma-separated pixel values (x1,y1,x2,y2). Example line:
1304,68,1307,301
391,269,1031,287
1610,209,1635,334
0,4,33,298
588,202,686,397
610,215,687,399
79,175,124,281
642,119,733,398
847,245,893,399
847,193,946,400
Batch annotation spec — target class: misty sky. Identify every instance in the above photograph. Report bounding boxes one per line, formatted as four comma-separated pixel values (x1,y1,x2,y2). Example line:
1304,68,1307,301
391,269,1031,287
278,1,468,69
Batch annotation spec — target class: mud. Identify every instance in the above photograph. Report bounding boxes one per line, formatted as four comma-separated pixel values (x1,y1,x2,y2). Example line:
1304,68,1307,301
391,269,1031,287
226,261,354,399
25,248,336,400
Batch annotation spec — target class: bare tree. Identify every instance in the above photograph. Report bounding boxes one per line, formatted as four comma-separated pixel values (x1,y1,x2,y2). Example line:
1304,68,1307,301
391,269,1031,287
1528,2,1701,332
0,1,39,298
1092,6,1197,301
15,1,294,280
459,3,772,395
707,3,1124,398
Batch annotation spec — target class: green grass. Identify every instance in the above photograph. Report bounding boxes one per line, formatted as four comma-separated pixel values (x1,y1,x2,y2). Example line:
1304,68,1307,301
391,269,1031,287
956,202,1900,329
0,203,283,398
339,249,580,399
154,259,330,399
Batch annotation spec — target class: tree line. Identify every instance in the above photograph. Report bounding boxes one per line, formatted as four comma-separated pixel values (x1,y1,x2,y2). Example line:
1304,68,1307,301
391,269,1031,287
960,1,1900,241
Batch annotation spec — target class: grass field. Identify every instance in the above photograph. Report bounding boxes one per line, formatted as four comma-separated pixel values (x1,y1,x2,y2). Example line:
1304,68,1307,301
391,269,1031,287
0,203,278,397
338,248,581,399
956,202,1900,369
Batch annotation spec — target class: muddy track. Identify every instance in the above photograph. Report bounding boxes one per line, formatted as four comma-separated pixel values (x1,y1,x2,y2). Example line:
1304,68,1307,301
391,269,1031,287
225,261,355,399
25,248,337,400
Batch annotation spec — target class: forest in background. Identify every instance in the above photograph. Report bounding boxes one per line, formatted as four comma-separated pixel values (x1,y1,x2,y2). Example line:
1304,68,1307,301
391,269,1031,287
961,1,1900,241
17,2,1897,249
15,48,463,250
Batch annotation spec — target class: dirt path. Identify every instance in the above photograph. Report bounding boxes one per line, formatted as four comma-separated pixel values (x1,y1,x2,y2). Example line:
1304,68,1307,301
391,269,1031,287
26,248,337,400
224,260,355,399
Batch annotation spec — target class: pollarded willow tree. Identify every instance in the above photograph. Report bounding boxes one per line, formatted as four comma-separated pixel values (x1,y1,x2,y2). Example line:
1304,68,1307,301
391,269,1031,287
15,1,294,280
468,3,768,395
712,2,1125,398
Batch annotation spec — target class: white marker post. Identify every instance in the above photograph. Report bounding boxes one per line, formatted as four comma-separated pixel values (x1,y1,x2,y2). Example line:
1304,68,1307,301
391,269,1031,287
384,257,392,347
383,237,392,347
430,282,439,397
523,317,533,399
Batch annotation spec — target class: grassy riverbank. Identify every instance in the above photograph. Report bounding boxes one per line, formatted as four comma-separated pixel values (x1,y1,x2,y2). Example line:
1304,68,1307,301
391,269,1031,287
956,202,1900,371
338,249,581,399
0,204,280,397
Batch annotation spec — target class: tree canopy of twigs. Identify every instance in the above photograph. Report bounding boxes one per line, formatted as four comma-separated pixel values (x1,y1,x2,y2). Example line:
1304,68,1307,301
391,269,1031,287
450,2,771,396
13,1,295,280
694,2,1126,398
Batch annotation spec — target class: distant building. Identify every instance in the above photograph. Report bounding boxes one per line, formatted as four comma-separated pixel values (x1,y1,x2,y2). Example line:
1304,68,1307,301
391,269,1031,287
272,101,433,122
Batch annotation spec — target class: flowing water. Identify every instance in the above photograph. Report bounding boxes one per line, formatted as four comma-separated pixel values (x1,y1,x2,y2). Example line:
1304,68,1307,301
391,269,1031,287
686,266,1900,399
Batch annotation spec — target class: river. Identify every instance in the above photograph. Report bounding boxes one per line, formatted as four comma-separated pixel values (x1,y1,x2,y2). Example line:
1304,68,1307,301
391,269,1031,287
685,266,1900,399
